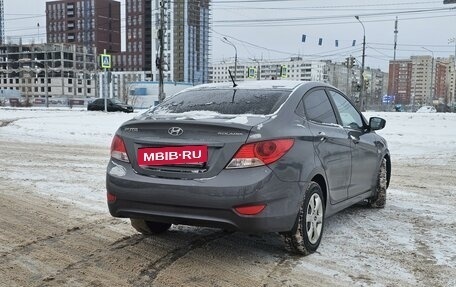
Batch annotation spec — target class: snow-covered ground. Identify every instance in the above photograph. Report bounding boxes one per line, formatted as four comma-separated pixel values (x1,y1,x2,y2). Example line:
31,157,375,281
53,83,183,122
2,108,456,163
1,107,455,286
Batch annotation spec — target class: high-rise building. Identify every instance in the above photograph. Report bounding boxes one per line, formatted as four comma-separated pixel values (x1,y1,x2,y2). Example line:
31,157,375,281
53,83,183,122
410,56,434,106
113,0,211,84
388,60,413,105
389,55,456,107
46,0,121,53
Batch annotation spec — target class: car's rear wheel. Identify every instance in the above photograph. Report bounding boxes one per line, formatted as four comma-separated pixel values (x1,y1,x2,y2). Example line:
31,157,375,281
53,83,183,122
130,218,171,235
369,158,387,208
281,181,325,255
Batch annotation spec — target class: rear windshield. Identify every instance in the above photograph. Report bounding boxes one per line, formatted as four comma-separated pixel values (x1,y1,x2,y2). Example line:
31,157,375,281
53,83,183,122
151,89,291,115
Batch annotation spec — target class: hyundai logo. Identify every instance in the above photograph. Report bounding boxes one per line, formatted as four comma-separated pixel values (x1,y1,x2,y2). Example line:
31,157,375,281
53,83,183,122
168,127,184,136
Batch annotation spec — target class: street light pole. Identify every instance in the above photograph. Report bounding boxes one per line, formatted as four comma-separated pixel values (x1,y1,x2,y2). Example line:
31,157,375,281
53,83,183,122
355,16,366,111
222,37,237,80
422,47,435,105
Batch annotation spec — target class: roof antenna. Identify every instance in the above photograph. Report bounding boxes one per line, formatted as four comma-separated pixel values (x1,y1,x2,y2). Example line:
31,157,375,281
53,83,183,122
228,70,237,87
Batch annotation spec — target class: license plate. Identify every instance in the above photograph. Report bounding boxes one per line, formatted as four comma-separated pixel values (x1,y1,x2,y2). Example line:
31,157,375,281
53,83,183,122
137,146,208,166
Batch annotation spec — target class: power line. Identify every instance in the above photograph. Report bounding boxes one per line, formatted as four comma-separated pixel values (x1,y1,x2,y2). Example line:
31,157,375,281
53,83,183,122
213,13,455,27
214,1,443,10
213,7,454,24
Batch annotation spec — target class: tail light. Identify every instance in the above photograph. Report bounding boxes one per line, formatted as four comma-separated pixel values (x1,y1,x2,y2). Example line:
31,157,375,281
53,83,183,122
226,139,294,169
111,135,130,162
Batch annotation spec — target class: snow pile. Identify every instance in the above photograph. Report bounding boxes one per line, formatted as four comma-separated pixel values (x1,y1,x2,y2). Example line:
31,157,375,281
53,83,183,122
365,112,456,164
0,108,137,147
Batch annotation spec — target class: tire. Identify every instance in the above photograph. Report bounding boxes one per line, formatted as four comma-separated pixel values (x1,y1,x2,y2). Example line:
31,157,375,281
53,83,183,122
281,181,325,256
130,218,171,235
369,158,387,208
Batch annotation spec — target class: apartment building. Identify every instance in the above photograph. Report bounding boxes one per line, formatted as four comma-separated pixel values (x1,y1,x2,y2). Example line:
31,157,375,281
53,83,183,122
435,56,455,105
0,43,97,99
46,0,121,53
209,58,328,83
389,56,456,107
388,59,413,105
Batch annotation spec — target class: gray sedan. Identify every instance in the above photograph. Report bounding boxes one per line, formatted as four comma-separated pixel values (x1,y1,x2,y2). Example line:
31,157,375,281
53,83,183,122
106,80,390,255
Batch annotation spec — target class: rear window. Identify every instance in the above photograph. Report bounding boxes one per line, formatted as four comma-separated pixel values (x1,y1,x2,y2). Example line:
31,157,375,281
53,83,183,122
151,89,291,115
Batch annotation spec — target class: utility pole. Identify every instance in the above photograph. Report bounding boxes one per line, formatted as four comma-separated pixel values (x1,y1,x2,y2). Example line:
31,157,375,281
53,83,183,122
393,17,398,110
157,0,166,102
393,17,398,61
449,37,456,107
355,16,366,111
0,0,4,44
44,45,49,108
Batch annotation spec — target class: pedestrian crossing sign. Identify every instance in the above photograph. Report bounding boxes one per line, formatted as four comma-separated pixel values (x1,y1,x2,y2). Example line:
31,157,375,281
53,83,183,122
100,54,111,69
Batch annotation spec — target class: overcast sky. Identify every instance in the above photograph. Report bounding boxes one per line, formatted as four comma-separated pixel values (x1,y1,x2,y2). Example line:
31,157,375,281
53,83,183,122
4,0,456,71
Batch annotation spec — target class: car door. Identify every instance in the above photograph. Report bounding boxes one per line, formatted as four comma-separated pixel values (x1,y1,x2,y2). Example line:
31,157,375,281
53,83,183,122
327,89,379,198
94,99,104,110
302,88,352,204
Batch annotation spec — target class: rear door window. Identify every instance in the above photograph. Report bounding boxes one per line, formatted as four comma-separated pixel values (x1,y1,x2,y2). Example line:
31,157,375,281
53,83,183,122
303,89,338,124
151,89,291,115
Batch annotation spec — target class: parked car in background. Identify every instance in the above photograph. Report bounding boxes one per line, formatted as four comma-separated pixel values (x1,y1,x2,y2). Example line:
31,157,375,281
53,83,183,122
416,106,436,113
88,98,134,113
106,80,390,256
394,104,404,112
435,103,451,113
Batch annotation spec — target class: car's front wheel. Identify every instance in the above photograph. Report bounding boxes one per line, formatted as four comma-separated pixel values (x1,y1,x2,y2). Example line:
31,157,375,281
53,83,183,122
368,158,387,208
130,218,171,235
281,181,325,255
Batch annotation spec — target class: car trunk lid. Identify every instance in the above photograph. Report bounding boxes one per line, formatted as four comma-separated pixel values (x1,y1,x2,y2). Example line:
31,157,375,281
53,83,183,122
119,114,270,179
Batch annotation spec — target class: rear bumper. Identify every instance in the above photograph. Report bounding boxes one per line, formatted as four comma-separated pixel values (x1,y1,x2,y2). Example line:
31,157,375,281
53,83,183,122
106,160,305,233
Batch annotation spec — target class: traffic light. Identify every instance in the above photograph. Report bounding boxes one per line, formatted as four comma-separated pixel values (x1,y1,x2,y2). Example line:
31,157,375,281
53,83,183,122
279,65,288,78
350,57,356,67
345,57,356,68
364,79,370,90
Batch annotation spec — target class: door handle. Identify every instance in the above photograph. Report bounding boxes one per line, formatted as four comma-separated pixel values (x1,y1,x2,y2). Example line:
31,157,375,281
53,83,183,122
318,131,327,142
350,134,360,144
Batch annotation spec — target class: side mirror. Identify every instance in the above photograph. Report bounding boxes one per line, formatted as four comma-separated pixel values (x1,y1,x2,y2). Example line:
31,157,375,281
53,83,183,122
369,117,386,131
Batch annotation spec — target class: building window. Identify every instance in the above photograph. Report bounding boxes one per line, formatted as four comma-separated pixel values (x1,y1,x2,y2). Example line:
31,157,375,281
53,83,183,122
78,88,82,93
